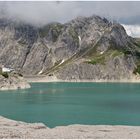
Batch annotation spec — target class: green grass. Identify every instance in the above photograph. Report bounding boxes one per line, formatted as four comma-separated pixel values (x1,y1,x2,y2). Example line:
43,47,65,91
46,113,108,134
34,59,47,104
86,50,124,65
111,50,124,57
87,55,106,65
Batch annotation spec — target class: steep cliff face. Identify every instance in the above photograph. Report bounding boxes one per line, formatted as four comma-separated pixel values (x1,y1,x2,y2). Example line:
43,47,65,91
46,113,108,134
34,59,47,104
0,16,140,80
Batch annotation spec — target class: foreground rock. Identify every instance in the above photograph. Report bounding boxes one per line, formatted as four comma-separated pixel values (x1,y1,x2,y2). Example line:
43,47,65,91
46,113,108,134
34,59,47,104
0,73,30,90
1,116,140,139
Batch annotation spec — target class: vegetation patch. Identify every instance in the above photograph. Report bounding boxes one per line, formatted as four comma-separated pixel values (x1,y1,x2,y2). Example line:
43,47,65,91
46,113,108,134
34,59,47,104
111,50,124,58
133,65,140,75
86,49,124,65
87,56,106,65
17,73,23,77
123,50,132,55
0,72,9,78
136,52,140,58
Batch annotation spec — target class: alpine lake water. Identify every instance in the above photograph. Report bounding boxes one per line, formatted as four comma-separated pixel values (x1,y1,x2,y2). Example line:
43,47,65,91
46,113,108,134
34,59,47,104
0,82,140,128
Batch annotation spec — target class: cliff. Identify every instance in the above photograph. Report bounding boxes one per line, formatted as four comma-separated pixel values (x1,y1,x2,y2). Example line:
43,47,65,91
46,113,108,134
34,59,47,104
0,16,140,80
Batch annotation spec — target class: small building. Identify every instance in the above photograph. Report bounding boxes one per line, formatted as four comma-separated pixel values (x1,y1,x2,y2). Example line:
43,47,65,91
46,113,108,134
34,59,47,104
2,67,12,73
1,65,14,73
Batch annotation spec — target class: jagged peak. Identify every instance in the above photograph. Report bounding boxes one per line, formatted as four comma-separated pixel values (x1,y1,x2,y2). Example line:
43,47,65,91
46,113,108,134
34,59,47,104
65,15,110,25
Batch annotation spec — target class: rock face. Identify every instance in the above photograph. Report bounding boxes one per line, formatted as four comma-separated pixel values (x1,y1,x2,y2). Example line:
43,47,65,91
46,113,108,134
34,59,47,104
0,73,30,90
56,55,136,80
0,16,140,80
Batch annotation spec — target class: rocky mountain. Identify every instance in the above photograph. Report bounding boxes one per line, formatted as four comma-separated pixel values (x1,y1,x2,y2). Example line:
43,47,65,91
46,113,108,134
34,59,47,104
0,15,140,80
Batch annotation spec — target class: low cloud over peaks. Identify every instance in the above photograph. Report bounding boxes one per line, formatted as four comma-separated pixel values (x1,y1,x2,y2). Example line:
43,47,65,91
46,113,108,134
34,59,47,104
0,1,140,37
123,25,140,38
0,1,81,26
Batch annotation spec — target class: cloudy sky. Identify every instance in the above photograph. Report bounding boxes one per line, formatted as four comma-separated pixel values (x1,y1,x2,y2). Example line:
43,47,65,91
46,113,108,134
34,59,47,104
0,1,140,37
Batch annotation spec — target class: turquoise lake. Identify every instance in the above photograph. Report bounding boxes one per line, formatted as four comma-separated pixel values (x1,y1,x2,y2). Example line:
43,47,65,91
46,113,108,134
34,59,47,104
0,82,140,128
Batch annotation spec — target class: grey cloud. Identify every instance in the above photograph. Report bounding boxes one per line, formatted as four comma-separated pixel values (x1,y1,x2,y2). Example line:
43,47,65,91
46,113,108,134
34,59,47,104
0,1,140,26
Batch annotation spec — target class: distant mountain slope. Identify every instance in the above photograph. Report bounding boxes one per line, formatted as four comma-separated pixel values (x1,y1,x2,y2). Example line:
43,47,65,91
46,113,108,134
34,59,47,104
0,16,140,80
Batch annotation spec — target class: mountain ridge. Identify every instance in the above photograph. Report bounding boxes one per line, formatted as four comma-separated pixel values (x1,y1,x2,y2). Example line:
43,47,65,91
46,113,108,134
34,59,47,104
0,15,140,80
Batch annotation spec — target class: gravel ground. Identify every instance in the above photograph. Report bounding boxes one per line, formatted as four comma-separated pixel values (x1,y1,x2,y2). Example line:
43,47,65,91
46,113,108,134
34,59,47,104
1,116,140,139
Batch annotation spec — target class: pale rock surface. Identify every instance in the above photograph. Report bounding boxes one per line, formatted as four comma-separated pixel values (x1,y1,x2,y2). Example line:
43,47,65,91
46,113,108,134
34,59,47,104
0,73,30,90
1,116,140,139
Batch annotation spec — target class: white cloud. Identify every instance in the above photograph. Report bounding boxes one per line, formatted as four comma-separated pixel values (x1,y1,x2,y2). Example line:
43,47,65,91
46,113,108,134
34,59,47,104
1,2,140,38
122,24,140,38
0,1,140,27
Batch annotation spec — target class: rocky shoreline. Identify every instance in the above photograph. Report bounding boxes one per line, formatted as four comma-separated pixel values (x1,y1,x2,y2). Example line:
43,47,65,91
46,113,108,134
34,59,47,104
1,116,140,139
25,75,140,83
0,73,30,90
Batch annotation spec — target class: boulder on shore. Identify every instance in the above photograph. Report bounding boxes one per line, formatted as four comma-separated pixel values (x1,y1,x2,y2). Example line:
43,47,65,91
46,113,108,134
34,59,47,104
0,73,30,90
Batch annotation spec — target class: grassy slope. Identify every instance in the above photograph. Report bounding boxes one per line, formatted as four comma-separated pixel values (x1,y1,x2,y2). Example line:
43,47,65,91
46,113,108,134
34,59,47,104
86,50,124,65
